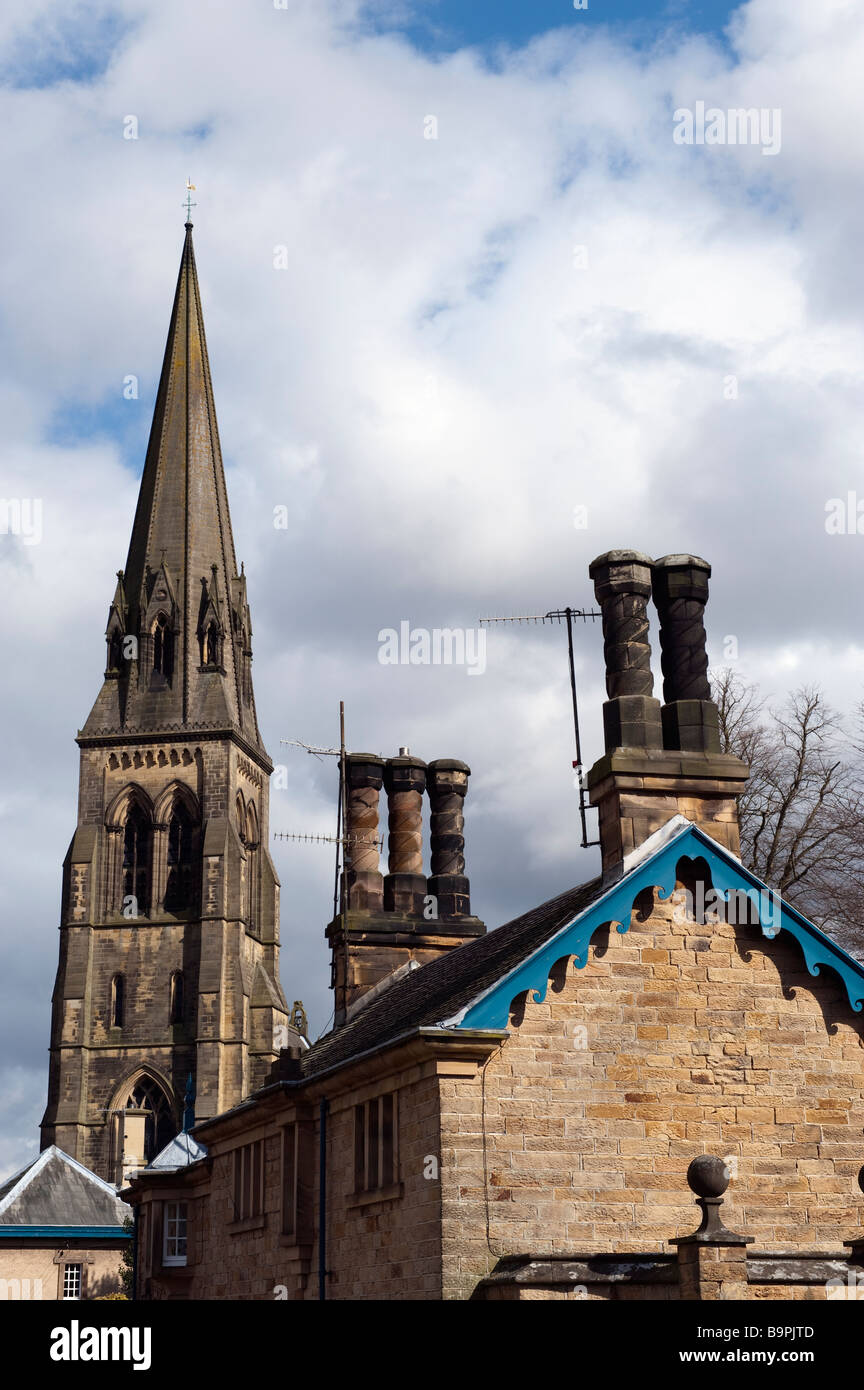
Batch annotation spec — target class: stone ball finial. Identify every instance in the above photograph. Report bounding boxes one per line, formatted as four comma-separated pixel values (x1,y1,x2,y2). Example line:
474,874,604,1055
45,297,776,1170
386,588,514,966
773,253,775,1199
687,1155,730,1199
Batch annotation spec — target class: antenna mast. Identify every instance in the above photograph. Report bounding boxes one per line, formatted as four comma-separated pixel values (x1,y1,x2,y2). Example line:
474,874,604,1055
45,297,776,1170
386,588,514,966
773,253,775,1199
478,606,601,849
275,705,383,919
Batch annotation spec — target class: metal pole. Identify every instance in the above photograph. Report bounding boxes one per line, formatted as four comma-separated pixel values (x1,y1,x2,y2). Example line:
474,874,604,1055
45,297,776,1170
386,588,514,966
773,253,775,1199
339,701,348,918
565,608,594,850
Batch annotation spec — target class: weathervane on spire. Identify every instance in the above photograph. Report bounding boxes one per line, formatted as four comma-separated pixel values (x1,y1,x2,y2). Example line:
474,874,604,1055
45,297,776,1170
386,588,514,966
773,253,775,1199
184,179,197,223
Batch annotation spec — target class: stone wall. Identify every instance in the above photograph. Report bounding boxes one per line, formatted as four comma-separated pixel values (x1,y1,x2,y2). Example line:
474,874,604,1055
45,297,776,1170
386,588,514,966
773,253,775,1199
0,1243,125,1300
439,882,864,1298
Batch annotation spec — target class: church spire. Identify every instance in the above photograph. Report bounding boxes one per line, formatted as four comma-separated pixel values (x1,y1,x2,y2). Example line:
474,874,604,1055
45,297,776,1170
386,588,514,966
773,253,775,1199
81,225,265,758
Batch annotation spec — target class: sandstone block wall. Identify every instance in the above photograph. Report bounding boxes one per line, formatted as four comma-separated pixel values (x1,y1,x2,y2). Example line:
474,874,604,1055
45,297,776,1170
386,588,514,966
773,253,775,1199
440,884,864,1298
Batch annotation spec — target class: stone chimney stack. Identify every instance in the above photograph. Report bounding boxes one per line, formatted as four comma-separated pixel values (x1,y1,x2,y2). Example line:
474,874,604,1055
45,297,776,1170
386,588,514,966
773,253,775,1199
344,753,385,911
383,752,427,914
427,759,472,917
651,555,721,754
589,550,663,752
586,549,749,877
327,746,485,1027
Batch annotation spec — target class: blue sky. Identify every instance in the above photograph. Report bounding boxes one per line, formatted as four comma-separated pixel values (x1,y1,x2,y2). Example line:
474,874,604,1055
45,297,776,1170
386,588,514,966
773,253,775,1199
2,0,864,1180
363,0,740,52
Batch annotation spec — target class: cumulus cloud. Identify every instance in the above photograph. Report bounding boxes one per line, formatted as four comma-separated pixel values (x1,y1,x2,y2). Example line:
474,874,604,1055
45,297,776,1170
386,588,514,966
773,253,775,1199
2,0,863,1173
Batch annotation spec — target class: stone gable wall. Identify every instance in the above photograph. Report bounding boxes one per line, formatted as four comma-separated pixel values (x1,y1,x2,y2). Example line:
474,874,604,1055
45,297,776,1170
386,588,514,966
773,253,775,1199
439,885,864,1298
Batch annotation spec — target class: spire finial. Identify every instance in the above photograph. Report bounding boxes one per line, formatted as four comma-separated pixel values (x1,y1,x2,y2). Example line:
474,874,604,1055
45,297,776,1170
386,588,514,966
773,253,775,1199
184,179,197,226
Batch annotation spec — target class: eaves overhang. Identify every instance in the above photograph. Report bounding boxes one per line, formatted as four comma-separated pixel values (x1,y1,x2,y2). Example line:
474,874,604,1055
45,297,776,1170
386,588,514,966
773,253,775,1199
447,818,864,1032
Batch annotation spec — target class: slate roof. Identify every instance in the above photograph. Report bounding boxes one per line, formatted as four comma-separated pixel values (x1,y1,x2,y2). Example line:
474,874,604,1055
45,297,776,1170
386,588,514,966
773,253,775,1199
148,1131,208,1171
300,810,864,1080
302,874,605,1077
0,1146,131,1229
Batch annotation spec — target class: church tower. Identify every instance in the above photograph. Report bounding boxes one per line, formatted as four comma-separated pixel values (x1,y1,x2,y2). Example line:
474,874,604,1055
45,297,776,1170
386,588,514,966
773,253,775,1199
41,223,289,1183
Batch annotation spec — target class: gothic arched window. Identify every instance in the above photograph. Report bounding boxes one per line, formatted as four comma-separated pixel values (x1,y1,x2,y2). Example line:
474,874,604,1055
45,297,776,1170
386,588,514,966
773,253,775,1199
129,1078,176,1164
169,971,184,1025
122,805,151,915
110,974,125,1028
245,802,259,931
204,620,221,668
107,629,123,673
164,802,196,913
152,612,173,680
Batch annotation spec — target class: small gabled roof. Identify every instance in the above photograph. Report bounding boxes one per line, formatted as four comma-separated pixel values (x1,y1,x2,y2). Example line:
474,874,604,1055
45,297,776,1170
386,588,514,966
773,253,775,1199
301,815,864,1077
0,1146,131,1232
148,1131,208,1171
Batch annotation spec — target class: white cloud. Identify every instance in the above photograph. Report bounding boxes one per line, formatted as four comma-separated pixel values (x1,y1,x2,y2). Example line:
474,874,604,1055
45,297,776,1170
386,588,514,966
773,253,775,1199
2,0,864,1175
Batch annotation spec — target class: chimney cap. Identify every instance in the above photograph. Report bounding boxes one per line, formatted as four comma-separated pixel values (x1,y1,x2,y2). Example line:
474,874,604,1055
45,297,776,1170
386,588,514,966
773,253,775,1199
398,746,410,756
653,554,711,574
589,548,653,576
427,758,471,775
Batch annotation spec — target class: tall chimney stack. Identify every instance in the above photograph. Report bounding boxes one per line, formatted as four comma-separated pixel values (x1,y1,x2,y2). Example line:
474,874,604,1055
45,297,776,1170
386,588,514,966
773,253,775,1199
383,752,427,915
343,753,385,911
427,759,472,917
586,549,749,877
588,549,663,751
651,555,721,754
326,747,485,1026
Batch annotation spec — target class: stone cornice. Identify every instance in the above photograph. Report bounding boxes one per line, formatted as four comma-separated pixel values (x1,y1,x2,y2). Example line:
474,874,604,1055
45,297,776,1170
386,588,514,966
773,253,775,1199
75,724,273,774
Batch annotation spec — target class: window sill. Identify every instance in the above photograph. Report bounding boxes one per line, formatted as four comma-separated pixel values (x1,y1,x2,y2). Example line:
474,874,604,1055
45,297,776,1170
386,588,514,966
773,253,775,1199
227,1214,266,1234
278,1235,314,1252
347,1182,403,1209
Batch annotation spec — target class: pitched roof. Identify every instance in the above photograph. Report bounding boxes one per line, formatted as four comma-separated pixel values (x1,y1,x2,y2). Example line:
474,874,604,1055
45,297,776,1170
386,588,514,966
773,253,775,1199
302,814,864,1075
147,1131,208,1171
454,817,864,1031
302,874,606,1076
0,1146,131,1230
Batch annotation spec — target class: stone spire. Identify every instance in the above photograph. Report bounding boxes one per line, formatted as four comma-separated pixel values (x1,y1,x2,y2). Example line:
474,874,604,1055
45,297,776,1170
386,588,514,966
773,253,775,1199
81,223,265,758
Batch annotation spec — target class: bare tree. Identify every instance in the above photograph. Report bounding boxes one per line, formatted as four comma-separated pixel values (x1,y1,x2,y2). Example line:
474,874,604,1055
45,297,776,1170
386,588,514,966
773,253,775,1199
711,668,864,958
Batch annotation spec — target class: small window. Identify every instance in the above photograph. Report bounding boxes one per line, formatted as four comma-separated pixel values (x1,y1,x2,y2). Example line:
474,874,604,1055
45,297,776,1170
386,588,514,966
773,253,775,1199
169,971,184,1024
62,1264,82,1300
353,1093,398,1194
110,974,124,1028
163,1201,188,1266
232,1140,264,1221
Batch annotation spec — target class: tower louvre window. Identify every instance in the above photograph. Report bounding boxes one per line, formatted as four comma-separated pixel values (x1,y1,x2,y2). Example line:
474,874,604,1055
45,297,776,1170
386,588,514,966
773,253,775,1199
107,628,124,672
204,619,221,667
169,970,184,1024
244,802,259,931
152,611,173,680
110,974,125,1028
122,805,152,915
164,803,197,912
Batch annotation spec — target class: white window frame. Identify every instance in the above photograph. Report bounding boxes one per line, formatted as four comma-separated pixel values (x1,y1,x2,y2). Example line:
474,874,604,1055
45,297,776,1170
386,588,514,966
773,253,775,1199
62,1263,82,1300
162,1200,188,1267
